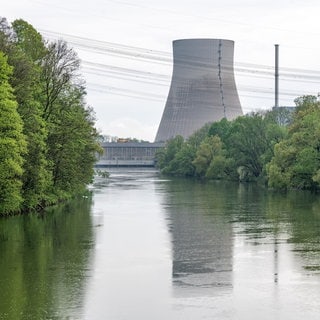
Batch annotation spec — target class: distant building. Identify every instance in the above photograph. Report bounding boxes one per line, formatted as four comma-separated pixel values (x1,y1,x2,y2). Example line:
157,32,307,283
96,142,164,167
155,39,243,142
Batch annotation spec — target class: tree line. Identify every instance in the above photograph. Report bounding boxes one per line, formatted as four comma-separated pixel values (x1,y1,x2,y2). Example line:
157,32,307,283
0,18,101,216
156,95,320,191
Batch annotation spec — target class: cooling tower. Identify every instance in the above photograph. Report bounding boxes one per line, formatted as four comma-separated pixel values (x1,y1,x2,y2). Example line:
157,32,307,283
155,39,243,142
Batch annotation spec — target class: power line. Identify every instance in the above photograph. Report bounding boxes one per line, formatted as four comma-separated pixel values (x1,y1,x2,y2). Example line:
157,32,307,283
41,29,320,80
40,29,320,107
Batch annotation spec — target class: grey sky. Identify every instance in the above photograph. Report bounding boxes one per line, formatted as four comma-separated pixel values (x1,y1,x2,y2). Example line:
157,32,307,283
2,0,320,141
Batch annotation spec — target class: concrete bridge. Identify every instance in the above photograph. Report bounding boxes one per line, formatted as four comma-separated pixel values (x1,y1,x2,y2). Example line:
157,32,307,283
95,142,165,167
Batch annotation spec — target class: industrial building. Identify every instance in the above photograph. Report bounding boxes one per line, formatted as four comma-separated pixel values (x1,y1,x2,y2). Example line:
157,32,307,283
155,39,243,142
96,142,164,167
96,39,243,167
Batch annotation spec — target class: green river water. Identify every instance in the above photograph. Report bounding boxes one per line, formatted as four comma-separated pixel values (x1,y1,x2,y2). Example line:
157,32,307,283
1,168,320,319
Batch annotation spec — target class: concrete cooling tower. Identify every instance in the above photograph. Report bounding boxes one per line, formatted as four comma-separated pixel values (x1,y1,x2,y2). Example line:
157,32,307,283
155,39,243,142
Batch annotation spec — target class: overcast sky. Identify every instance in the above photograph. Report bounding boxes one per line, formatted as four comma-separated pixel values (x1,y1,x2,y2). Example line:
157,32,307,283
2,0,320,141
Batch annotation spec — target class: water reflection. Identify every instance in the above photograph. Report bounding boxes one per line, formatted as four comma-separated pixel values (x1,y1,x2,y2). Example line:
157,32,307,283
161,178,320,318
83,169,172,320
232,186,320,273
1,171,320,319
266,190,320,272
162,179,234,294
0,198,94,319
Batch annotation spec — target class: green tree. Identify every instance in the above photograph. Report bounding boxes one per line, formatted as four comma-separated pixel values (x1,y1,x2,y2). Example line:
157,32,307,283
208,117,232,141
0,51,26,215
9,19,52,209
266,142,295,189
156,135,184,174
228,114,268,178
12,19,47,61
0,17,15,51
264,106,294,126
156,125,212,176
187,123,211,149
225,112,285,181
171,124,213,176
40,39,80,121
193,135,231,179
267,95,320,190
193,135,219,176
167,143,196,176
38,38,100,200
46,85,101,198
0,18,101,211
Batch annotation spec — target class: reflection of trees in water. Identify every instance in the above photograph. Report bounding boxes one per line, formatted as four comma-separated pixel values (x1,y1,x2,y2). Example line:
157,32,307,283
265,191,320,272
163,178,320,293
0,197,95,319
163,179,236,291
230,184,320,275
232,184,320,274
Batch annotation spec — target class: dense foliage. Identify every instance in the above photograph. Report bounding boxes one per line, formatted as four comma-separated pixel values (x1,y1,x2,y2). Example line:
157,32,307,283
0,18,101,215
267,96,320,190
156,97,320,191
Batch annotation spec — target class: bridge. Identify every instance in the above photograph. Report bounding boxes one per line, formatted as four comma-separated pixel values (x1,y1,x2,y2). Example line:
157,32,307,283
95,142,165,167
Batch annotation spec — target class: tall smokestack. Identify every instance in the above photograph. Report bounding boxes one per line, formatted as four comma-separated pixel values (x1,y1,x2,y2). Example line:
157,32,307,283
275,44,279,108
155,39,242,142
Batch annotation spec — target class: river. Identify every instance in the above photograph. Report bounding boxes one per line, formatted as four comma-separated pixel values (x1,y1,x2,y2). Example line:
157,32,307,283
1,168,320,319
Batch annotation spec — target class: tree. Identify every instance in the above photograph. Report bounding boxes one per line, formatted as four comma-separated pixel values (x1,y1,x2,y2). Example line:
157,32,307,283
224,112,285,181
40,39,80,120
156,135,184,174
0,18,101,212
9,19,52,209
193,135,219,176
156,126,213,176
267,95,320,190
12,19,46,62
167,143,196,176
39,38,100,200
266,142,296,189
193,135,231,179
0,52,26,215
46,85,101,198
0,17,16,50
265,106,293,126
187,123,211,149
208,117,231,141
227,114,268,178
